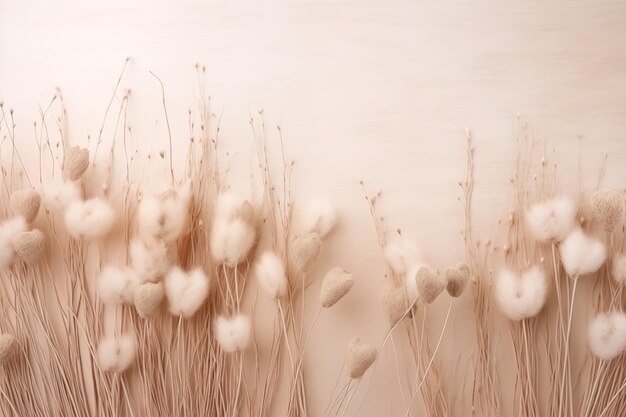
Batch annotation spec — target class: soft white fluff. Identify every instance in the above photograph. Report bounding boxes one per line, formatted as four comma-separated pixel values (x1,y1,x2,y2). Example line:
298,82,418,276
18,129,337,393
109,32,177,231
64,198,115,240
214,191,246,221
41,180,81,212
98,266,138,305
210,218,256,267
495,266,548,321
526,198,576,242
612,254,626,285
559,228,606,277
0,216,27,267
254,251,288,298
384,237,421,276
164,267,210,318
404,263,424,301
97,335,136,372
215,314,251,353
137,187,190,242
588,312,626,360
130,237,172,283
301,200,337,238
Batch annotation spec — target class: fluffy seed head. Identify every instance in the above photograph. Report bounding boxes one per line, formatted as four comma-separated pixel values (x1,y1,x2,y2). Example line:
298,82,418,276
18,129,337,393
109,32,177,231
383,286,411,326
560,229,606,277
215,314,251,353
130,237,175,283
526,198,576,242
346,337,377,379
64,198,116,240
134,282,165,318
255,251,288,299
137,187,190,242
97,335,135,373
165,267,210,318
301,200,337,238
0,334,18,365
495,266,548,321
13,229,45,265
319,267,354,308
0,217,28,267
98,266,138,305
592,190,624,233
63,146,89,181
291,232,322,272
41,180,81,212
445,263,470,297
384,237,420,276
10,189,41,224
612,254,626,285
210,219,256,267
416,267,446,304
588,311,626,360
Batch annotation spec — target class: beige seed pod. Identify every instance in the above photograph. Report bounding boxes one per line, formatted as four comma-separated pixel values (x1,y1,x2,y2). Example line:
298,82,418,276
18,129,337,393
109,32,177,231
320,267,354,308
592,190,624,233
134,282,165,318
346,337,377,379
291,232,322,272
13,229,46,265
64,146,90,181
416,267,446,304
382,286,411,326
10,189,41,224
445,263,470,297
0,334,18,365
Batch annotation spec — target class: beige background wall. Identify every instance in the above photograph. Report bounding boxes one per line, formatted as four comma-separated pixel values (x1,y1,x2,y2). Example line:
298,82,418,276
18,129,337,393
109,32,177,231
2,1,626,415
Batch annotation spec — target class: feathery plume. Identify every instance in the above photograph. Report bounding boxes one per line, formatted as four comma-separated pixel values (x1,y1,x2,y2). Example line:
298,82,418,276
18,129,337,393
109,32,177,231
210,218,256,267
254,251,288,299
215,314,251,353
165,267,210,318
98,266,138,305
319,267,354,308
495,266,548,321
10,189,41,224
0,216,28,267
526,197,576,242
64,198,116,240
41,180,81,212
560,228,606,277
301,200,337,238
587,311,626,360
137,186,190,242
130,237,174,283
97,335,136,373
384,237,420,276
346,337,377,379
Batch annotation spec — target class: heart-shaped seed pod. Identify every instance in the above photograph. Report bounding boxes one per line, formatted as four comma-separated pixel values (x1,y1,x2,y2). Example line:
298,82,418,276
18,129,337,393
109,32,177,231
592,190,624,233
291,232,322,272
11,189,41,224
383,286,412,326
445,263,470,297
416,267,446,304
64,146,90,181
319,267,354,308
13,229,45,265
0,334,18,365
346,337,377,379
134,282,165,318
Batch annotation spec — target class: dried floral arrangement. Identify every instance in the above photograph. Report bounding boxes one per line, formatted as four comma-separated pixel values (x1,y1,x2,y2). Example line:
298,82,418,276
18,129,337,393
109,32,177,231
0,62,625,417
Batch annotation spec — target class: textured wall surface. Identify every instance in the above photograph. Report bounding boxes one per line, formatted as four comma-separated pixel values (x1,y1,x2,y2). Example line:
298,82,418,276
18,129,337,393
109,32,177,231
1,1,626,415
